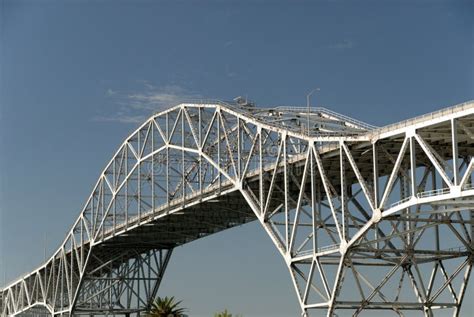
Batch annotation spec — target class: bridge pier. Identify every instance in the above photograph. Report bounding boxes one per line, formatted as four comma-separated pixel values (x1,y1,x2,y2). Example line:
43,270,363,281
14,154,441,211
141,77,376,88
72,249,173,316
238,127,473,316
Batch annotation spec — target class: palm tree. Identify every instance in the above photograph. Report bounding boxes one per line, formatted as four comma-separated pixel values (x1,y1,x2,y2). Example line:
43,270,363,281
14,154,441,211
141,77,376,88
214,309,241,317
147,296,187,317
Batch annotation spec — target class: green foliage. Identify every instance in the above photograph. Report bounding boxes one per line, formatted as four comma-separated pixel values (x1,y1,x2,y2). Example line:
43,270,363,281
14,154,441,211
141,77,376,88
214,309,242,317
147,296,187,317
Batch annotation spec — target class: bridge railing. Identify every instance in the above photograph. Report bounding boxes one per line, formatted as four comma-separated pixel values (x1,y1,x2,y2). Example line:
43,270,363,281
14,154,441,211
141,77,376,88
371,100,473,136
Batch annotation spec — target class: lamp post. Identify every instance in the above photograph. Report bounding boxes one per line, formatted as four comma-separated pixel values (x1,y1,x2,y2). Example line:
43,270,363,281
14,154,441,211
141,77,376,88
306,88,320,135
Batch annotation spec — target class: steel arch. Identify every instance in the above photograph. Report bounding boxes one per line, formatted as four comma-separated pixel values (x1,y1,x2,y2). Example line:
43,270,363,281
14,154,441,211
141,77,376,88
1,100,474,316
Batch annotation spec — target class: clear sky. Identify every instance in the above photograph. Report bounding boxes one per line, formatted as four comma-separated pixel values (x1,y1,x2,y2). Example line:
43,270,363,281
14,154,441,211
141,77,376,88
0,0,473,316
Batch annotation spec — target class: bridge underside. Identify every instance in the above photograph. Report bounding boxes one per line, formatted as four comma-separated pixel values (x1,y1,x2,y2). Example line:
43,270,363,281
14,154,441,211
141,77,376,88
2,101,474,317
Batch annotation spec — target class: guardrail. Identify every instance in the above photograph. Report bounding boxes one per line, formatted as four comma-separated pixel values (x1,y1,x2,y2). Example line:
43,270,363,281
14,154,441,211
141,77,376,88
317,107,378,130
389,187,453,209
295,244,341,257
274,106,377,130
390,196,411,208
463,183,474,190
443,246,468,253
371,100,474,136
416,187,451,199
318,243,340,253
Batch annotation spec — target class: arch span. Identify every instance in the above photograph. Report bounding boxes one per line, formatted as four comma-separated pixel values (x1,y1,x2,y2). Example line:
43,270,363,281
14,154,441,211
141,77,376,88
1,101,474,316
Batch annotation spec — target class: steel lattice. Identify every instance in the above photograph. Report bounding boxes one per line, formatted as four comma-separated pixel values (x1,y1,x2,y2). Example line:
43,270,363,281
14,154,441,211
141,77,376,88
1,100,473,316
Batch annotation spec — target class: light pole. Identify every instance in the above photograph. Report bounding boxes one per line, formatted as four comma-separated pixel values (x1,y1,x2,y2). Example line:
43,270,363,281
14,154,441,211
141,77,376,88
306,88,320,135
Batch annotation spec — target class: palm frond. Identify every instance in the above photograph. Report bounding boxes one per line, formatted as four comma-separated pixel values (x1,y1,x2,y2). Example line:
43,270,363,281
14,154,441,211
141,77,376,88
147,296,187,317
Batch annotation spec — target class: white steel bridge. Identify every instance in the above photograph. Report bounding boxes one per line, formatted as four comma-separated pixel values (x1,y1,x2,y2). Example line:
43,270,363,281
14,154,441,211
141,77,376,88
1,100,473,317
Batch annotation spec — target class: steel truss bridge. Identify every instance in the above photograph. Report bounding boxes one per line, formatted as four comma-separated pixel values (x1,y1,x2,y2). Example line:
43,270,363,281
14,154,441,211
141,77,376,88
1,100,474,317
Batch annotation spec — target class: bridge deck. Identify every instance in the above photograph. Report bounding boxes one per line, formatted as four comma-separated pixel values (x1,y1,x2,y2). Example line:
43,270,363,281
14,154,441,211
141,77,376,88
2,100,473,317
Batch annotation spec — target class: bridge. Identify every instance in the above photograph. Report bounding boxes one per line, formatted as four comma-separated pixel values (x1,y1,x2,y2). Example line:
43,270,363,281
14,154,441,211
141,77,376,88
1,100,473,317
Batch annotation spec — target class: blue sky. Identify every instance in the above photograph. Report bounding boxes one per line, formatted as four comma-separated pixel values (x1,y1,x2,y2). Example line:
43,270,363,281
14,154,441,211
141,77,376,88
0,0,473,316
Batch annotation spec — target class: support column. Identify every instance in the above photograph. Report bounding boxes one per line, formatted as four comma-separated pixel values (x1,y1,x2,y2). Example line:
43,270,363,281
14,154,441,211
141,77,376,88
72,249,173,316
452,119,459,186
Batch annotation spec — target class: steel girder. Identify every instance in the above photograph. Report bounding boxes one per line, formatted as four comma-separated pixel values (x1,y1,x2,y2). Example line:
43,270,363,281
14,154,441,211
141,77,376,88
1,100,473,316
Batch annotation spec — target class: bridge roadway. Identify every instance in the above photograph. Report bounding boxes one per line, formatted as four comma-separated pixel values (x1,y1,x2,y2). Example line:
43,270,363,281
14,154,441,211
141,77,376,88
1,100,474,316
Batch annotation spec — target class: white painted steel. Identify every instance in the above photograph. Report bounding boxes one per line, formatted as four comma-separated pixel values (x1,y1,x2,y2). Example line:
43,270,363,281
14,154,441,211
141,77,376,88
1,100,473,316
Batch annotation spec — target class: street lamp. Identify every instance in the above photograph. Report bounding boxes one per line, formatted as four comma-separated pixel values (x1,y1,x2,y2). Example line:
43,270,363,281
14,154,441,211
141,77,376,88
306,87,320,135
